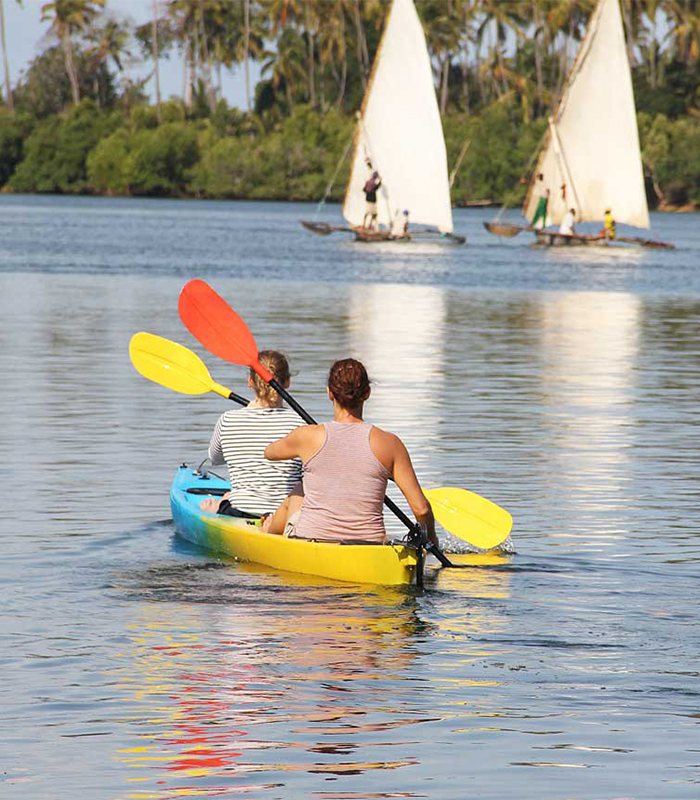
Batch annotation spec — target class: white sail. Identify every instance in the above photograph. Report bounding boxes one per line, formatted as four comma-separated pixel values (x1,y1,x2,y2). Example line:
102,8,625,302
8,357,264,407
342,0,453,233
525,0,649,229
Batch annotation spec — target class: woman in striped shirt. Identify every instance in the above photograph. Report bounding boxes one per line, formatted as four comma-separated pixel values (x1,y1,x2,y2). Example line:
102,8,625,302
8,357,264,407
200,351,304,516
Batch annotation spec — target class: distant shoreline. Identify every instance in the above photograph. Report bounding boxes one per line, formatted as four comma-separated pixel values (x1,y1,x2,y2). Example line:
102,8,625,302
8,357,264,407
1,189,697,213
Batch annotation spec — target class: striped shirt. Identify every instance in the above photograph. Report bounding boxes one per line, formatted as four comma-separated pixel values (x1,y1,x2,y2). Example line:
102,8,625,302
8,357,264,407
208,407,304,514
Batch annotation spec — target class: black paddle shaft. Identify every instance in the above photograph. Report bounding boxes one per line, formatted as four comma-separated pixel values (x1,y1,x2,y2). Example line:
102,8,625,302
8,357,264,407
228,391,250,407
269,378,455,571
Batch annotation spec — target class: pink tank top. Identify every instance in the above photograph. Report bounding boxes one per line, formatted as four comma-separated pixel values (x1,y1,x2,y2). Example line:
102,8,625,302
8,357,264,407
293,421,390,543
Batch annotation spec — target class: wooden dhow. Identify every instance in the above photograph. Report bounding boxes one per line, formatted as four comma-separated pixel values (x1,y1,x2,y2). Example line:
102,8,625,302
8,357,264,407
485,0,673,250
301,0,464,245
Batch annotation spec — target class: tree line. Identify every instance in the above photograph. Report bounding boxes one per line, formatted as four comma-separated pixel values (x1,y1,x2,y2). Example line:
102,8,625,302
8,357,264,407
1,0,700,207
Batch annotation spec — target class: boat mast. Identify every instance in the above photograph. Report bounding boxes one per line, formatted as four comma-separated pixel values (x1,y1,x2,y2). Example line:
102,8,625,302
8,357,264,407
523,0,605,220
547,117,583,216
341,0,395,220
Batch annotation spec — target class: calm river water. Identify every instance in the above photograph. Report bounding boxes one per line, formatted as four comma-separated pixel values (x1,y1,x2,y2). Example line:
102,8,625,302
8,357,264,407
1,195,699,800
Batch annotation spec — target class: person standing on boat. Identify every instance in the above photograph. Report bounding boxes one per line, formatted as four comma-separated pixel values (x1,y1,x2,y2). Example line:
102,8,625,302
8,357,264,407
531,173,550,229
559,207,576,235
363,171,382,230
601,208,616,240
200,351,304,517
262,358,437,546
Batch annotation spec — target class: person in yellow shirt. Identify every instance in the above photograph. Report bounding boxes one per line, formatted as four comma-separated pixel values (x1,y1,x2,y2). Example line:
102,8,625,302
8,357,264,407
601,208,616,240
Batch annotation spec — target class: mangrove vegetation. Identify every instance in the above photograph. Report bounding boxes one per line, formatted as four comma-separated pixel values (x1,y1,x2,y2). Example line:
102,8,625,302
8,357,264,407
2,0,700,208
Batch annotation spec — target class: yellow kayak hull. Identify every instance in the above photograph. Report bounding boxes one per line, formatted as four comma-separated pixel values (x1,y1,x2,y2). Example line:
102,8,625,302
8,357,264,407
170,467,420,585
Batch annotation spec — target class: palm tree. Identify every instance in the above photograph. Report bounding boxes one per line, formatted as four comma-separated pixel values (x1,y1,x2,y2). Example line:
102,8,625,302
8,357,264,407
0,0,17,111
667,0,700,67
350,0,369,90
152,0,162,121
0,0,23,112
40,0,106,105
637,0,665,86
261,27,306,110
423,2,463,115
85,14,129,105
244,0,251,109
317,0,348,107
475,1,522,101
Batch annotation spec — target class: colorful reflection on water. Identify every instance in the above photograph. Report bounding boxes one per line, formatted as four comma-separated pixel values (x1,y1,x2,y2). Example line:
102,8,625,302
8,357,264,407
111,560,511,799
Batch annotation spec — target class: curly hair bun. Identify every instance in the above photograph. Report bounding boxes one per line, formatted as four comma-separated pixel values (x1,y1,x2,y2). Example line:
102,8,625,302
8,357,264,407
328,358,371,408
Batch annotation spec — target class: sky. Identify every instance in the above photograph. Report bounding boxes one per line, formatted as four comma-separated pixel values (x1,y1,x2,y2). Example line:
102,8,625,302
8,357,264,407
5,0,262,108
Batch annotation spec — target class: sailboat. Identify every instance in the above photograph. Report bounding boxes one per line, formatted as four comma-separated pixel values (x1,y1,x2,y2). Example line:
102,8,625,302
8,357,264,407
485,0,673,249
301,0,464,244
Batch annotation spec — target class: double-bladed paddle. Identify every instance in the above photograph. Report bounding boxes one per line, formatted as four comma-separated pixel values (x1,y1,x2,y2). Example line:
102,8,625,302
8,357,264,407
129,331,513,553
177,280,513,562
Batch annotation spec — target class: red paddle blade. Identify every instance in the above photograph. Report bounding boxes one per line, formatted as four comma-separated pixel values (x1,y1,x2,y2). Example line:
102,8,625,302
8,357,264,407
178,280,273,382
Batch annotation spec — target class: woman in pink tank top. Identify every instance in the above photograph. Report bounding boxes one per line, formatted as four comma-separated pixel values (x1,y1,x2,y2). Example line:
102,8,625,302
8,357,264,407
262,359,437,546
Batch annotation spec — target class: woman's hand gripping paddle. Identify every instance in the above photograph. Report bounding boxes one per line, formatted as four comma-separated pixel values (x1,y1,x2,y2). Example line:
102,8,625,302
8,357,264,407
129,332,249,407
177,280,512,561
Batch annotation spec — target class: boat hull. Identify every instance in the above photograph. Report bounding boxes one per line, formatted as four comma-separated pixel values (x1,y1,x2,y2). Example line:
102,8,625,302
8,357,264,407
527,229,674,249
534,230,608,247
483,221,530,238
352,226,465,244
170,466,420,585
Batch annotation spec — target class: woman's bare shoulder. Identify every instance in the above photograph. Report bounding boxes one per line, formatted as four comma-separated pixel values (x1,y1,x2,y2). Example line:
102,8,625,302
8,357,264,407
369,425,406,470
370,425,402,447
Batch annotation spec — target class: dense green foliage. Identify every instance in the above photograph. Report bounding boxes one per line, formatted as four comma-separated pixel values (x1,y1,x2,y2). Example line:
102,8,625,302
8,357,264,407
10,100,116,193
2,0,700,207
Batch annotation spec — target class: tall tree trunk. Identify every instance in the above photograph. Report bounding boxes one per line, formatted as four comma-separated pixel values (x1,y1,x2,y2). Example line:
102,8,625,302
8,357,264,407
645,6,656,89
352,0,368,90
0,0,12,112
337,49,347,107
460,55,470,112
244,0,251,111
475,47,484,104
199,0,216,113
440,57,449,114
62,28,80,105
152,0,162,123
305,4,315,107
184,38,194,111
621,0,635,68
532,0,543,113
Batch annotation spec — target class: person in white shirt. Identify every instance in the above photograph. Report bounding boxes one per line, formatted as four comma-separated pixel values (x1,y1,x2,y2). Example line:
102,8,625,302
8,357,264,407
559,207,576,235
199,350,304,516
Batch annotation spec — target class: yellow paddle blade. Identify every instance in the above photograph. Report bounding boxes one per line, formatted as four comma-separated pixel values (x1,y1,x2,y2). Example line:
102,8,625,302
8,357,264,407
424,487,513,551
129,332,215,395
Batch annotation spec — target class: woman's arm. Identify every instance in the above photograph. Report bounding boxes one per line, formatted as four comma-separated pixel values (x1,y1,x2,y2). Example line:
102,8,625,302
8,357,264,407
264,426,306,461
265,424,325,463
390,435,438,545
208,416,225,466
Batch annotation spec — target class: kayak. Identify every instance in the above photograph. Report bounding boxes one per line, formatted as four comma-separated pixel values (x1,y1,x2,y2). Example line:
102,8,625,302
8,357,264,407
170,466,422,585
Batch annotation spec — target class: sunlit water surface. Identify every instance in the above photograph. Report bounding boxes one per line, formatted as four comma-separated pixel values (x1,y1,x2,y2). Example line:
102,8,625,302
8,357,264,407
1,196,699,799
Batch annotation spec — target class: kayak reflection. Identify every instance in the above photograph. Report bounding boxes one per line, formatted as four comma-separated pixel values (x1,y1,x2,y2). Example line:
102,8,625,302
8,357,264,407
111,557,511,799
